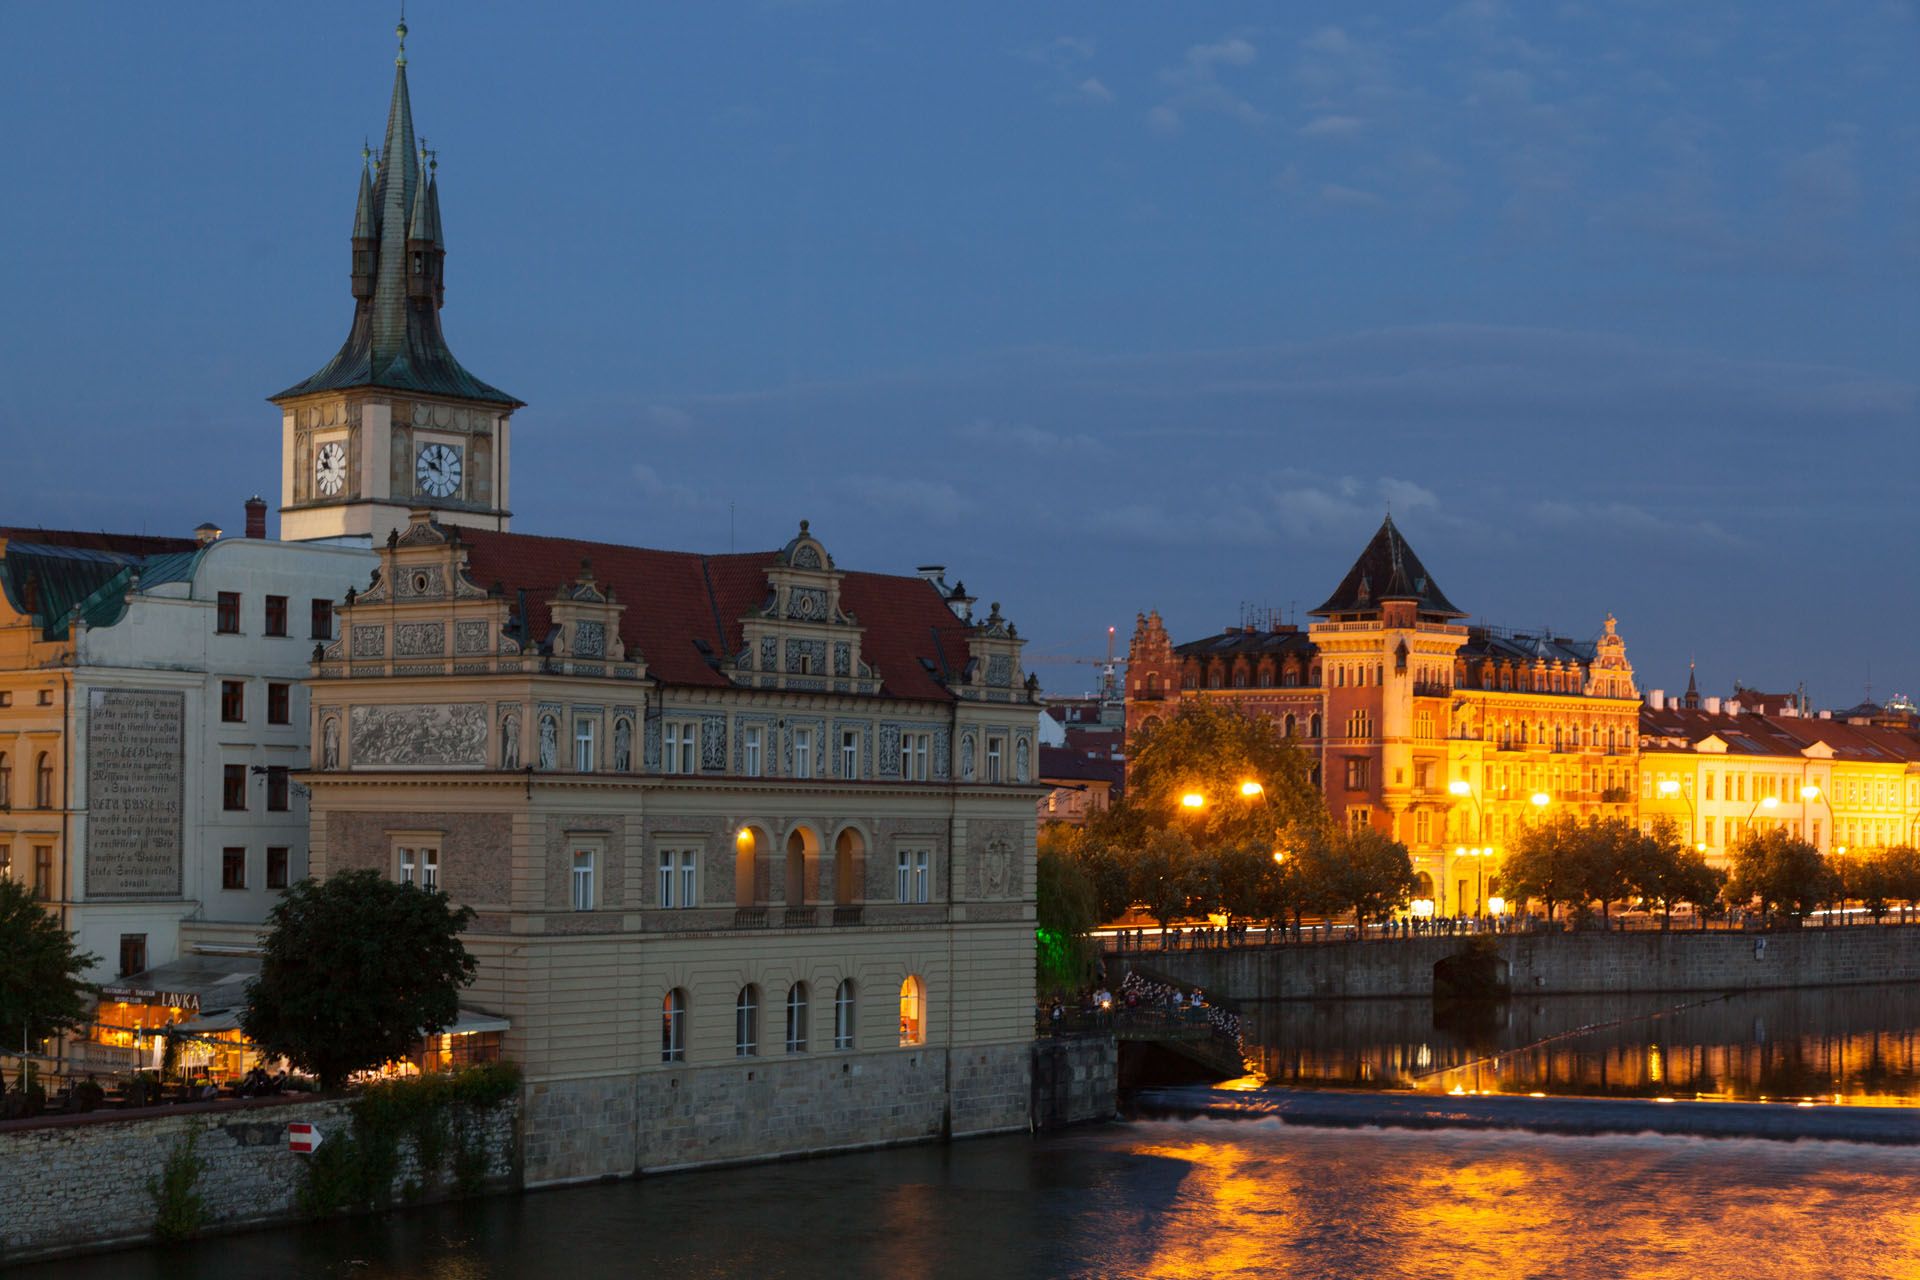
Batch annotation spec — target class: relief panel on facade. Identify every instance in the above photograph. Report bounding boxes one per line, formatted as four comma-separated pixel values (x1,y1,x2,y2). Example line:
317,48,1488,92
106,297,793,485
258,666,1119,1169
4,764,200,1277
967,819,1027,901
351,625,386,658
700,715,727,771
83,689,185,898
349,703,487,768
455,620,491,655
393,621,445,657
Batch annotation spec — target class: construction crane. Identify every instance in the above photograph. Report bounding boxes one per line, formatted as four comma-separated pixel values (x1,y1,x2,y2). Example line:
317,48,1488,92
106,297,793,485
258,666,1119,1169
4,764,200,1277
1026,626,1128,700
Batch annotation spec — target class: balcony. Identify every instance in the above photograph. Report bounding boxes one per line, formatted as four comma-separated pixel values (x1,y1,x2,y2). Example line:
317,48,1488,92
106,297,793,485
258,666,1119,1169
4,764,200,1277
779,907,820,928
832,905,864,927
733,907,769,929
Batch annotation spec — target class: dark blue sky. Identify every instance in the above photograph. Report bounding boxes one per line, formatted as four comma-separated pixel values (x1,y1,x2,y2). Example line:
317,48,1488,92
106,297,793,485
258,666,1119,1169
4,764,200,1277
2,3,1914,705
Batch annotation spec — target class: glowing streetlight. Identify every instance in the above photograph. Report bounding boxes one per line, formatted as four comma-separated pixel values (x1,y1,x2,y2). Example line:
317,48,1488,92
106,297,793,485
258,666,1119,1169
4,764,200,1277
1271,850,1287,865
1530,792,1551,808
1487,896,1507,917
1240,780,1265,798
1448,780,1473,798
1180,792,1206,810
1657,779,1680,797
1800,785,1822,801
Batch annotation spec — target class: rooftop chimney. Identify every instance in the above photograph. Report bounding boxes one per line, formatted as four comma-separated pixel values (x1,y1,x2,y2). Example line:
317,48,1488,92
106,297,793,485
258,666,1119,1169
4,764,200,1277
1703,696,1722,714
194,522,222,546
1649,689,1665,710
1726,699,1742,716
244,495,267,540
916,565,947,587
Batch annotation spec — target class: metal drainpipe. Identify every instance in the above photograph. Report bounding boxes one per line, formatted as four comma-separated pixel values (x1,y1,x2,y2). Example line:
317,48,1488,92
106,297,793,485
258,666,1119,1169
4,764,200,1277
943,696,958,1139
57,662,73,1077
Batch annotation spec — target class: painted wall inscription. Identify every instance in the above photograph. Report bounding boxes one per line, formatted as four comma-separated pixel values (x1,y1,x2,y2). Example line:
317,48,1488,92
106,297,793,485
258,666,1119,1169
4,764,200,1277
85,688,185,898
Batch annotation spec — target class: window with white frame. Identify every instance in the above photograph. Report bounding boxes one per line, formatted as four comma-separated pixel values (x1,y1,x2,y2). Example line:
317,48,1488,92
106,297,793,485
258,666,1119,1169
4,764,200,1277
841,729,860,779
657,847,698,907
985,736,1003,783
902,732,931,782
574,718,597,772
420,848,439,891
571,849,596,911
793,727,814,779
897,848,930,903
785,983,808,1053
735,985,759,1057
662,989,686,1063
396,843,439,888
743,725,763,777
663,721,697,774
834,979,855,1050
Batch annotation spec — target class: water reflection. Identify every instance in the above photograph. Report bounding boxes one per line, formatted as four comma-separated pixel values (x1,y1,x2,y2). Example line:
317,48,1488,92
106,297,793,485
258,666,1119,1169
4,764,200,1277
26,1122,1920,1280
1240,984,1920,1104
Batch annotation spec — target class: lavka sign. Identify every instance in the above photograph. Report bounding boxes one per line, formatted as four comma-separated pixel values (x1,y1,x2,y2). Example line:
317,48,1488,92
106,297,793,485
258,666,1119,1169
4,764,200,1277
84,688,185,898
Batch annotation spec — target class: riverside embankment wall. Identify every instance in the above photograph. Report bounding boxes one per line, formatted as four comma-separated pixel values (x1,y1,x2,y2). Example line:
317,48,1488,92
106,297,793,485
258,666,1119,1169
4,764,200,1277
1130,926,1920,1001
0,1094,516,1264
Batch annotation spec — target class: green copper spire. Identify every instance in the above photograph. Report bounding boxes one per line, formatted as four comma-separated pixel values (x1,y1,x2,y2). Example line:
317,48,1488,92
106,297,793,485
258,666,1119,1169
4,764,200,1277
273,19,518,407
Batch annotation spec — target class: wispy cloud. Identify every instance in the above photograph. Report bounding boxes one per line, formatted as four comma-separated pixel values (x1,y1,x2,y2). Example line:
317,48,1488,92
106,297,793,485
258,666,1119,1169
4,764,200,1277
1150,35,1263,135
838,474,971,524
1298,114,1364,139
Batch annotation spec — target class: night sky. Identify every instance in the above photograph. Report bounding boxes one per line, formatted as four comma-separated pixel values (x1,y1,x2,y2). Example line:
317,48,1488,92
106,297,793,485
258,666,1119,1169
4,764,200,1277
2,3,1914,705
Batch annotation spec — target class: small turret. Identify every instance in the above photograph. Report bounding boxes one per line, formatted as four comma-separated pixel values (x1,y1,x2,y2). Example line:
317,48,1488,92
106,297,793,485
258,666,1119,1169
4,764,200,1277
351,148,376,300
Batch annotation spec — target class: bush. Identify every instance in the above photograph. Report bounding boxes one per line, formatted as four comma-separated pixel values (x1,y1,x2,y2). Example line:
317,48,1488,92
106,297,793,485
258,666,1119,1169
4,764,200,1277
149,1126,209,1241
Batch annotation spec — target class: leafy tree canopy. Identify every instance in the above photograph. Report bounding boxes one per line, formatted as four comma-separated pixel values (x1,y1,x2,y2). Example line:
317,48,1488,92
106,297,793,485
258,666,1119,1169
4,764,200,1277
0,877,99,1049
1127,700,1327,852
1727,829,1838,920
1035,842,1101,993
242,870,477,1090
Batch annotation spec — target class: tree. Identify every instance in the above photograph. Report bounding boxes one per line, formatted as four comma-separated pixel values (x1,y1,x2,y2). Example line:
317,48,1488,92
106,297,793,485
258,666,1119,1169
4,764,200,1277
0,877,100,1054
1073,804,1147,923
1631,828,1727,928
1880,845,1920,920
1126,700,1328,851
242,870,477,1090
1128,827,1204,932
1727,830,1838,923
1842,848,1892,921
1302,826,1417,930
1035,843,1100,993
1213,840,1279,929
1500,814,1585,922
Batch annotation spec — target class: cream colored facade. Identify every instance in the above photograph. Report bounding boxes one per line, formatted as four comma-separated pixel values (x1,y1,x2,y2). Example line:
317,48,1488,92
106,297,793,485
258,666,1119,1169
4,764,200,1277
302,515,1043,1184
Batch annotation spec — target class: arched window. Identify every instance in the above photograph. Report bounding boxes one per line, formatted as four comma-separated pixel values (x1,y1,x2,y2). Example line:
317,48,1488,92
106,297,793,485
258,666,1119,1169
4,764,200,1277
786,826,819,905
1283,714,1297,738
834,828,865,906
662,989,686,1063
785,982,809,1053
35,753,53,809
735,985,760,1057
1309,714,1322,739
1414,872,1435,898
834,979,856,1049
898,976,925,1047
1208,669,1222,690
735,827,764,908
1145,672,1161,695
1233,670,1247,689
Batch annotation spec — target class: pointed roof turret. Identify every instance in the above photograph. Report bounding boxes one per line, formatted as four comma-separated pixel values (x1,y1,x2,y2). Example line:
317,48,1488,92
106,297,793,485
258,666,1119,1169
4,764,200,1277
273,18,519,408
1310,515,1466,620
352,150,375,241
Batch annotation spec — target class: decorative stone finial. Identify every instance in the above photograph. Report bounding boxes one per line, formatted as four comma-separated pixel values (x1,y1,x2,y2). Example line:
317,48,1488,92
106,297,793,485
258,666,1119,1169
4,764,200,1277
798,519,810,535
396,19,409,65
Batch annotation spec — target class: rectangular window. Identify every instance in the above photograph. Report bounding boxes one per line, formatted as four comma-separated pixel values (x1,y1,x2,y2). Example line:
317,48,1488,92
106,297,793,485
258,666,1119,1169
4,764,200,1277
1704,817,1716,847
658,848,697,909
216,591,241,634
266,765,290,812
220,679,245,723
310,598,333,640
420,848,438,891
903,732,932,782
841,729,860,779
118,934,147,978
793,728,814,780
0,691,10,706
264,594,288,637
743,726,763,777
222,847,246,890
1346,758,1369,790
223,763,247,811
33,845,53,900
658,848,675,908
1415,811,1431,843
834,982,855,1051
663,722,697,774
1705,773,1715,801
680,851,697,907
574,718,597,772
267,682,291,725
572,849,596,911
897,849,930,903
266,846,290,890
1347,806,1371,834
985,737,1003,784
1415,762,1431,789
36,689,51,706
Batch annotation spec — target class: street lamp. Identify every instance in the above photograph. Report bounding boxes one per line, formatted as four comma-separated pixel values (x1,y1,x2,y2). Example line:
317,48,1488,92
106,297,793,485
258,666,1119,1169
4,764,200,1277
1801,784,1837,852
1180,792,1206,810
1240,780,1265,798
1456,845,1493,916
1657,778,1697,850
1530,792,1551,809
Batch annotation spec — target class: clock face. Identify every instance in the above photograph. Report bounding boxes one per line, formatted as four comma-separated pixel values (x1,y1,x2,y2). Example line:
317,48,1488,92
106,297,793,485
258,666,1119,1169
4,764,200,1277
415,443,463,499
314,441,348,497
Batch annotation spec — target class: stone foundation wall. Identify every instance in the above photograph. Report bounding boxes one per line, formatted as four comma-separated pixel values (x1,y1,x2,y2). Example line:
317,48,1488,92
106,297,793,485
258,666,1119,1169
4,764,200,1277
1031,1037,1118,1128
523,1040,1037,1186
0,1094,516,1264
1132,924,1920,1002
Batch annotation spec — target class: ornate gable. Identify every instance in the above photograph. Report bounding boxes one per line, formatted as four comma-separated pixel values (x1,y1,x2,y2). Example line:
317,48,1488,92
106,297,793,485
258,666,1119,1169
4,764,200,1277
734,521,880,695
956,601,1037,704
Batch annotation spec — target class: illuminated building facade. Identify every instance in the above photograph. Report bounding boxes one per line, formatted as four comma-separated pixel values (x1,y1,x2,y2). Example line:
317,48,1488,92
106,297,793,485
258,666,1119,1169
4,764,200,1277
1126,517,1640,912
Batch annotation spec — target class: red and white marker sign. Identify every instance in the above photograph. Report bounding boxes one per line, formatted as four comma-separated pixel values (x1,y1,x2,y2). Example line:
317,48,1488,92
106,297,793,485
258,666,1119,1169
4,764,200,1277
287,1122,323,1154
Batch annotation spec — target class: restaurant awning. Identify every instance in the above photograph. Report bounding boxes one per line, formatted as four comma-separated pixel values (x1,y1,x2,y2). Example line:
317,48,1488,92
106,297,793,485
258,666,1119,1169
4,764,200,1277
98,954,261,1014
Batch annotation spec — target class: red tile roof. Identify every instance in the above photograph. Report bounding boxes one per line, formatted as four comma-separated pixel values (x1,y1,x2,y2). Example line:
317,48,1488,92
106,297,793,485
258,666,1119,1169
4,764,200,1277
453,527,972,703
0,527,199,557
1640,705,1920,763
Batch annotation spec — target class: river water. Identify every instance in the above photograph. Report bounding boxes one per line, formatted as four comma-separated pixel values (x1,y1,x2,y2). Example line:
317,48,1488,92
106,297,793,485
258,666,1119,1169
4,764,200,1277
26,986,1920,1279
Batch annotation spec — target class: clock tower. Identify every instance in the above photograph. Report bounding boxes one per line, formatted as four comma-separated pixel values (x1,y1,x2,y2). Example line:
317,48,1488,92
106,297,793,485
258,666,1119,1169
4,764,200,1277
272,21,522,544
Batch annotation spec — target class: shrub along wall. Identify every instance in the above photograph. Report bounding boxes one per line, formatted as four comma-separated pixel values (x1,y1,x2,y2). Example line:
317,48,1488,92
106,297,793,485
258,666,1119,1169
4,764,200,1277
0,1065,520,1265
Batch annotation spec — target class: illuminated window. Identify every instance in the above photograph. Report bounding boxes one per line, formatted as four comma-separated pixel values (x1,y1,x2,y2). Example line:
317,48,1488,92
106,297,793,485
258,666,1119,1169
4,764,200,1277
898,975,925,1046
834,979,856,1050
735,985,760,1057
662,989,686,1063
785,983,809,1053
